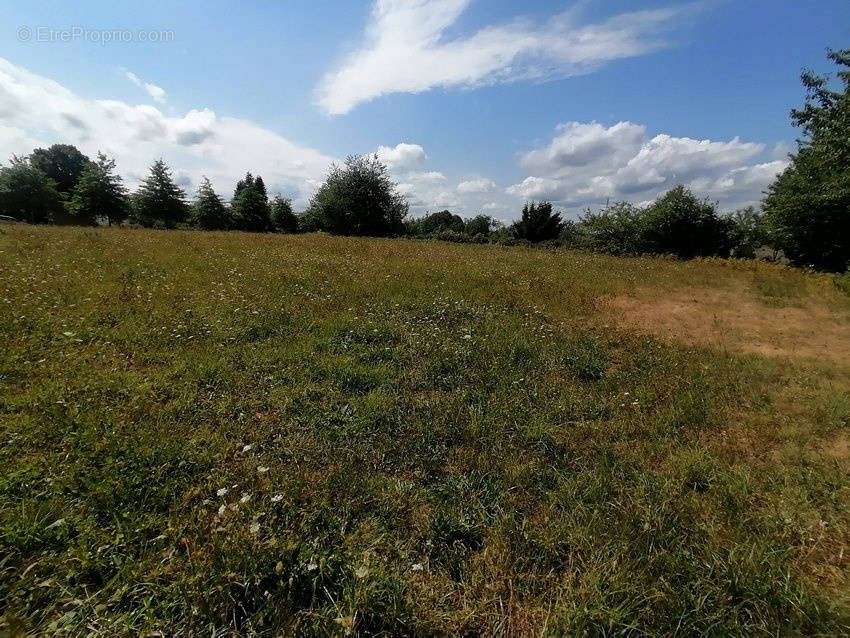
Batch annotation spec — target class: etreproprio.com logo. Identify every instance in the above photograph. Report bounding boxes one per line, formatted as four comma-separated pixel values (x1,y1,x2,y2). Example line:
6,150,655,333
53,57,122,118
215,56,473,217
17,26,174,44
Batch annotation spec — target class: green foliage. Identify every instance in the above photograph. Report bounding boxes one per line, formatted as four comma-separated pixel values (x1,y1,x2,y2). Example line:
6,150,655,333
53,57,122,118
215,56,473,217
464,214,500,237
190,177,231,230
575,202,647,255
511,201,564,242
764,49,850,272
69,152,129,226
309,155,408,236
130,159,189,228
726,206,772,259
0,156,64,224
230,172,272,232
641,185,733,259
1,227,849,634
29,144,91,197
409,209,464,236
270,195,298,233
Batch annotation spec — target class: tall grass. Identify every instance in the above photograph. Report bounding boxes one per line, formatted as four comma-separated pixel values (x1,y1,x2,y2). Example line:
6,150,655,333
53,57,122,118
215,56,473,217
1,226,848,635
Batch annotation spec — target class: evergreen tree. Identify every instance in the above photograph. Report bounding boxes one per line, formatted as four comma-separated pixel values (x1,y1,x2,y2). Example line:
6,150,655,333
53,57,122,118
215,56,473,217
254,176,267,200
763,49,850,271
511,201,564,242
191,177,231,230
231,172,271,231
271,195,298,232
131,159,188,228
68,152,129,226
0,156,64,224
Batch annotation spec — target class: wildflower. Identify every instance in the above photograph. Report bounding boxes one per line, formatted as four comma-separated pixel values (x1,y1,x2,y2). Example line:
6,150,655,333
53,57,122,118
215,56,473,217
216,487,228,497
271,494,283,503
240,493,251,504
249,522,260,534
411,563,424,572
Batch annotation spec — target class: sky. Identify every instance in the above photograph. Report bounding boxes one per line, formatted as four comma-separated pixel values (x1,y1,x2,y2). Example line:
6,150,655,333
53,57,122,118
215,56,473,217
0,0,847,221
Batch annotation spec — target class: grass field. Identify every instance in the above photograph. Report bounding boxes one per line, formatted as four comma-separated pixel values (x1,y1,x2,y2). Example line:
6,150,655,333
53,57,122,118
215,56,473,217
2,225,849,636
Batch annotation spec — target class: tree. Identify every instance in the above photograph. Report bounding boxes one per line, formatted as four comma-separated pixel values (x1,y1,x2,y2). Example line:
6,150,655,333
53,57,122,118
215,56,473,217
131,159,188,228
231,172,271,232
641,186,732,259
763,49,850,271
309,155,408,236
29,144,91,197
464,214,500,237
726,206,772,259
411,210,464,236
271,195,298,232
68,152,129,226
511,201,564,242
191,177,231,230
0,156,64,224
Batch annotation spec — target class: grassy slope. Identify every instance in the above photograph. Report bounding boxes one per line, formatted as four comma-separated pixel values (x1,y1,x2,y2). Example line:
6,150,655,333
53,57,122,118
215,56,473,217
1,226,849,636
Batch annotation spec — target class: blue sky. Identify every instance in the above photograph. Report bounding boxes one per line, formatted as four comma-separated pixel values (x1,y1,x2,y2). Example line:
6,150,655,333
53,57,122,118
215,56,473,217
0,0,847,220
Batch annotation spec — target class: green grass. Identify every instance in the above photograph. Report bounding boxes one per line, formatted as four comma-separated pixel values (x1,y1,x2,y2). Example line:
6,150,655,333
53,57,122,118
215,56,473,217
1,226,849,635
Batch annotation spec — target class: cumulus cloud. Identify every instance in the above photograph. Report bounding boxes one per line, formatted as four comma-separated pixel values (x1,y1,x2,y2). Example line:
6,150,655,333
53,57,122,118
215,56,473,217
375,142,427,169
507,120,787,210
0,58,334,206
457,177,496,193
317,0,687,114
124,70,167,104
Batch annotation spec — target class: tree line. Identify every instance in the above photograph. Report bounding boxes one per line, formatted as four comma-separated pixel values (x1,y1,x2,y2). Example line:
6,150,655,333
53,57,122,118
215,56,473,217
0,49,848,271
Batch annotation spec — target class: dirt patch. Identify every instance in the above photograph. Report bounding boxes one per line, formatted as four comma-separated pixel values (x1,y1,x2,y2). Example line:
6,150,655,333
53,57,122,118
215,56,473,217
821,434,850,468
604,287,850,366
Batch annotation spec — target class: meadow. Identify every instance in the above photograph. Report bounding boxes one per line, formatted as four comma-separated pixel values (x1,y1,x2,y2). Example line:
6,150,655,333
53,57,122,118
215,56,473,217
1,225,849,636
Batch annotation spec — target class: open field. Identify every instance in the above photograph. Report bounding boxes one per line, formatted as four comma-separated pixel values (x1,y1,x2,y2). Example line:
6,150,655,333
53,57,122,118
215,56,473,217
2,225,850,636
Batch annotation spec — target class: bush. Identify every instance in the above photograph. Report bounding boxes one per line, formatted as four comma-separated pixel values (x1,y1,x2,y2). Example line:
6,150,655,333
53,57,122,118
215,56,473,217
641,186,733,259
575,202,647,255
309,155,407,237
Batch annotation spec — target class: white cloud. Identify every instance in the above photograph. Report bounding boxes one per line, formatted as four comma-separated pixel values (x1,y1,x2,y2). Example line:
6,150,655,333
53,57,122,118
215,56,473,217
457,177,496,193
408,170,446,182
317,0,687,114
0,58,334,206
507,120,787,210
124,70,167,104
375,142,427,169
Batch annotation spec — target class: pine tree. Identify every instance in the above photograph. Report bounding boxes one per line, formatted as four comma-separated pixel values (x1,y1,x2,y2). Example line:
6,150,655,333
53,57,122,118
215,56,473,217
511,201,564,242
191,177,231,230
131,159,188,228
271,195,298,232
231,172,271,232
69,152,129,226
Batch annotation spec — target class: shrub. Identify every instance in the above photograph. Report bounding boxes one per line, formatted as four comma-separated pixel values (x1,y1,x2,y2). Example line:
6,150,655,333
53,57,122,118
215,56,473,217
309,155,407,237
641,186,733,259
575,202,647,255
